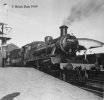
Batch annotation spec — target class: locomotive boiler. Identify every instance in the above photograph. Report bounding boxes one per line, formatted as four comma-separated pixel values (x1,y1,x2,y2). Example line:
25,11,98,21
33,25,79,57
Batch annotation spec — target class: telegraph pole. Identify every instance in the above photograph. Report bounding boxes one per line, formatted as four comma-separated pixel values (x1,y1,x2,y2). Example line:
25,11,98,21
0,23,11,67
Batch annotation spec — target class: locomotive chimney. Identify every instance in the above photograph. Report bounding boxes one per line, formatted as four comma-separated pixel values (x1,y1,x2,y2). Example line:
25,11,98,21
59,25,68,36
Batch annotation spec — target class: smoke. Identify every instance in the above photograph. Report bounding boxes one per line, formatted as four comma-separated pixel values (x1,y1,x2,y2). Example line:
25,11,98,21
63,0,104,25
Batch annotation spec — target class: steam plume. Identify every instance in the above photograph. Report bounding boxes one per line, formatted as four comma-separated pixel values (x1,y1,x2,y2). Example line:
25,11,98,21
63,0,104,25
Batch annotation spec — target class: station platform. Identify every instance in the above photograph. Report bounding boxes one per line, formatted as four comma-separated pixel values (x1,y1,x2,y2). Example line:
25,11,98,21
0,67,102,100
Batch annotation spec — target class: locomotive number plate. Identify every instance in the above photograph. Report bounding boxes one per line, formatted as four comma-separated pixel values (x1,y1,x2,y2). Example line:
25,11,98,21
66,39,75,42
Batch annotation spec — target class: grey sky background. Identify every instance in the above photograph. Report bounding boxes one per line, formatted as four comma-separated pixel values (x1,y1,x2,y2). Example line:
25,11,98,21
0,0,104,53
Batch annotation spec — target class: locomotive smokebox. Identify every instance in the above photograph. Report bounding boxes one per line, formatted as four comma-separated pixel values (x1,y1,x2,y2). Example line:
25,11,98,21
59,25,68,36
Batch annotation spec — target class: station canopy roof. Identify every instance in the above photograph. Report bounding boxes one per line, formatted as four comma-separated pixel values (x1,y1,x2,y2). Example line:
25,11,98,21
78,38,104,50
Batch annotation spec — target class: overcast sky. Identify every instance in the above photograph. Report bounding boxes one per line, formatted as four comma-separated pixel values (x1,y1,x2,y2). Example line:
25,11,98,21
0,0,104,53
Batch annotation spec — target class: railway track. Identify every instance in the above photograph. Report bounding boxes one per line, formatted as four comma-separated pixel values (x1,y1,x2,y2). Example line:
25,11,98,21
79,85,103,97
68,79,104,97
87,79,104,84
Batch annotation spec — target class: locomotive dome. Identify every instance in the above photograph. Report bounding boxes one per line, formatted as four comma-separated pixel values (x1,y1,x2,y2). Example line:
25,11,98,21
45,36,53,42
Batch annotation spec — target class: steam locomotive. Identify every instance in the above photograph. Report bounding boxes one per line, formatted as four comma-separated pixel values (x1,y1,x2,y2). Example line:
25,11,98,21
7,24,104,84
20,25,93,83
